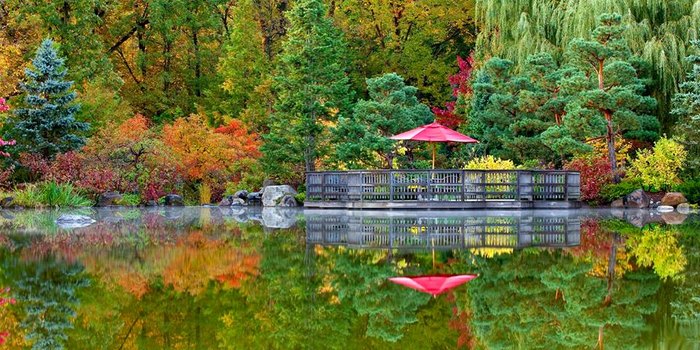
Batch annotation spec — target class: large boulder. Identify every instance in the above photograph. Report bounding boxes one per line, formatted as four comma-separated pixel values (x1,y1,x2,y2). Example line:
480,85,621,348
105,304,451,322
661,192,688,207
262,185,297,207
97,191,122,207
164,194,184,206
279,194,298,207
625,189,650,209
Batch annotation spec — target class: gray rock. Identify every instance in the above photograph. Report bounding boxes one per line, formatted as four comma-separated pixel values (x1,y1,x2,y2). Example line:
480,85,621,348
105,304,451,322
55,214,96,229
97,191,122,207
649,200,660,209
625,189,650,209
661,192,688,207
234,190,249,200
657,205,674,212
677,203,691,214
146,200,159,207
219,196,233,206
610,198,624,208
0,196,15,208
262,185,297,207
164,194,184,206
279,194,298,207
231,198,246,206
247,192,262,204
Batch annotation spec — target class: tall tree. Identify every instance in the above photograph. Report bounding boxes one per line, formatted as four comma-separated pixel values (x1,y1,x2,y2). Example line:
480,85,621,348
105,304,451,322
564,14,658,182
217,0,272,131
262,0,353,183
672,40,700,177
8,39,88,159
333,73,433,169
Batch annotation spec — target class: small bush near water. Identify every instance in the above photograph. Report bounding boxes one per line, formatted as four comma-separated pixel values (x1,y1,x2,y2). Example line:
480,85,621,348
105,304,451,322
4,182,93,208
600,178,644,203
675,179,700,204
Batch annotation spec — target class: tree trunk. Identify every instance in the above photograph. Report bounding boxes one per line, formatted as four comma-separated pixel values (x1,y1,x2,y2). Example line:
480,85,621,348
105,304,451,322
192,29,202,97
605,113,620,183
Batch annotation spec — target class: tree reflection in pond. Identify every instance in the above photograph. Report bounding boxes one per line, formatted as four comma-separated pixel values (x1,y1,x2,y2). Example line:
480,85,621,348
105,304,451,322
0,208,697,349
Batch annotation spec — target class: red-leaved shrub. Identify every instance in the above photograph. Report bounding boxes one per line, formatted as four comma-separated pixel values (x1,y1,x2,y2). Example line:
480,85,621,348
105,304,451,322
565,155,612,202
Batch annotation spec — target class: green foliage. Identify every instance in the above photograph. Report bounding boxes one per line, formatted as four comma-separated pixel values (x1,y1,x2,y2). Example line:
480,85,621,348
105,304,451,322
8,39,88,158
9,182,93,208
262,0,354,183
672,40,700,178
628,137,687,191
599,178,643,202
464,155,515,170
674,179,700,204
115,193,141,206
333,73,433,169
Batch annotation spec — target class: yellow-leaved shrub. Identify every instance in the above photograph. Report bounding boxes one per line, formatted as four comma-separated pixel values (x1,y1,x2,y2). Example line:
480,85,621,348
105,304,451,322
464,155,516,170
628,137,687,191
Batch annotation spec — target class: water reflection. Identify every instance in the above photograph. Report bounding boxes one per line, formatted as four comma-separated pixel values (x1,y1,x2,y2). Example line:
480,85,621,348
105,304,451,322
0,208,697,349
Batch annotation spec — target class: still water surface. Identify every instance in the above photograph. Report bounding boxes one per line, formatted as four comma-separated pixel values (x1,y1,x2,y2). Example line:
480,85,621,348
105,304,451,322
0,207,698,349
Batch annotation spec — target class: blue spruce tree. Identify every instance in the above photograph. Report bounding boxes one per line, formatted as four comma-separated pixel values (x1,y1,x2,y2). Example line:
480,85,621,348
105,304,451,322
10,39,88,158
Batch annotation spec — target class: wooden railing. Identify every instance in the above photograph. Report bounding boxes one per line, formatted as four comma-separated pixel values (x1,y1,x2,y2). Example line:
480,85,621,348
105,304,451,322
306,170,580,203
306,214,581,250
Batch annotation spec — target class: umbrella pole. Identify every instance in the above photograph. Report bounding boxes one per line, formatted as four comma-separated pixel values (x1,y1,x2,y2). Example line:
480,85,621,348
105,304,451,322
431,143,436,169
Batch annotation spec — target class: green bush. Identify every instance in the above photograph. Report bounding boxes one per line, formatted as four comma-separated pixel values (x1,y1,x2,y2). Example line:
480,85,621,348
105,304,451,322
674,179,700,204
11,182,93,208
115,193,142,206
600,178,643,203
294,192,306,204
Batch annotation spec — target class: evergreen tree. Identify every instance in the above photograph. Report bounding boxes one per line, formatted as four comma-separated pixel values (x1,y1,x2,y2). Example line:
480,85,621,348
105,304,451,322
333,73,433,169
672,40,700,177
9,39,88,159
563,14,657,182
261,0,354,183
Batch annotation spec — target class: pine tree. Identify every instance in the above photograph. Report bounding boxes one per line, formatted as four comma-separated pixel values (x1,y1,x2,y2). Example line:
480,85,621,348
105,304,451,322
333,73,433,169
672,40,700,176
261,0,353,183
563,14,657,182
9,39,88,159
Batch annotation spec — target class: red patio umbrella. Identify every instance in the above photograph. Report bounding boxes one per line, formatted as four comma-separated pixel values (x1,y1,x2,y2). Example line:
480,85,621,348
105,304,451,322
388,274,478,297
389,122,478,168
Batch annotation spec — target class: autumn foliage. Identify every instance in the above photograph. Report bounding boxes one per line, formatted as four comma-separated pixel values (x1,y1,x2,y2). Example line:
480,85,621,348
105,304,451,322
433,54,475,129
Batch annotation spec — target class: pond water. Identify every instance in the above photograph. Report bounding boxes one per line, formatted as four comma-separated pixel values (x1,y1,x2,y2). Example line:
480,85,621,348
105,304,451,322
0,207,698,349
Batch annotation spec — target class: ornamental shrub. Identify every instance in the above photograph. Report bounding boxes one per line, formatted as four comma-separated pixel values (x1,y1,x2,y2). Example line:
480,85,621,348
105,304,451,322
565,155,612,202
628,137,687,191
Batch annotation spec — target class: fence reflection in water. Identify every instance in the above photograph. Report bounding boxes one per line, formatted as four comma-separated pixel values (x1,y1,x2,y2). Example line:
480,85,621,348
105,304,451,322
306,212,581,251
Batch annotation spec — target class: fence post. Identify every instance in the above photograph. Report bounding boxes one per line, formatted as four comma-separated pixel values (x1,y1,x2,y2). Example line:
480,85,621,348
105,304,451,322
389,170,394,201
519,171,533,201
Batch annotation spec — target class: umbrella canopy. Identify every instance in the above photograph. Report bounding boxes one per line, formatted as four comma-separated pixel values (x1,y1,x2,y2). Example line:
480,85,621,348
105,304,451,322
390,122,478,143
389,122,478,168
388,274,478,296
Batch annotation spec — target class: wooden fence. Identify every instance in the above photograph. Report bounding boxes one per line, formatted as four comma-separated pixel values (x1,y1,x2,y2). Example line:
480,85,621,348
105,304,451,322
305,170,580,209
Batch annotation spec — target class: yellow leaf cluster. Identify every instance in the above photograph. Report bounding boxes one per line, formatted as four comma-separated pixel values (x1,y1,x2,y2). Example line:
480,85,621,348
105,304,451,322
628,137,687,191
